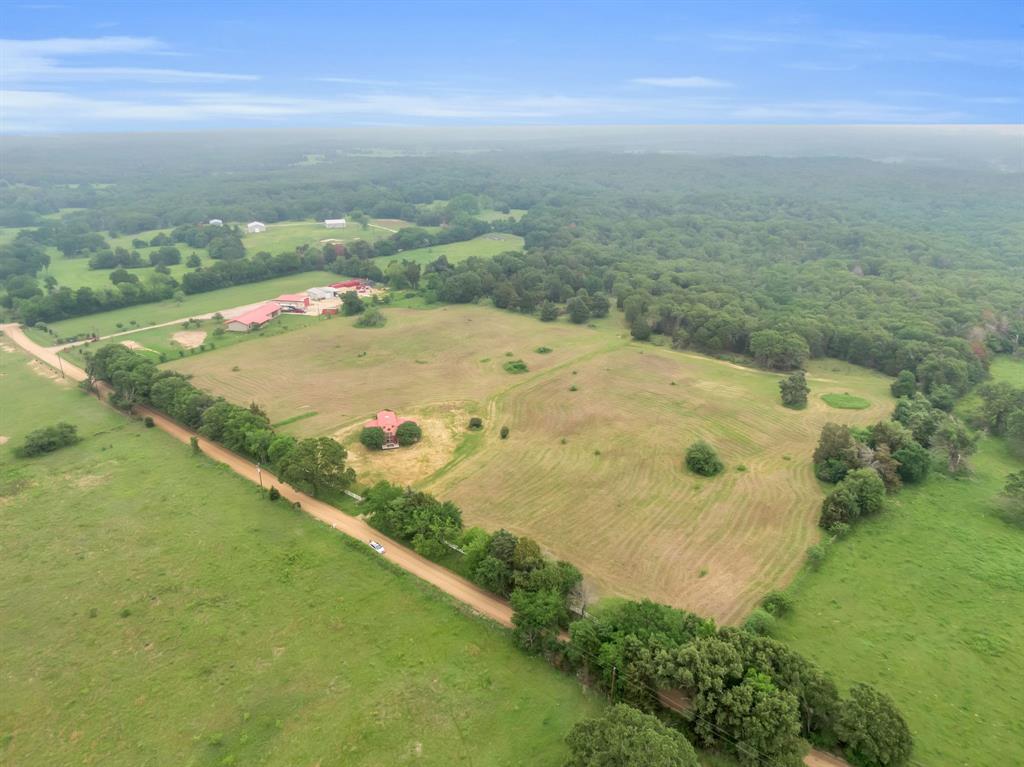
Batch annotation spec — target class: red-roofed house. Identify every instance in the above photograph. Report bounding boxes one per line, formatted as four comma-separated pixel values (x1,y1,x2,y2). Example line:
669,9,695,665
364,409,411,449
225,303,281,333
273,293,310,311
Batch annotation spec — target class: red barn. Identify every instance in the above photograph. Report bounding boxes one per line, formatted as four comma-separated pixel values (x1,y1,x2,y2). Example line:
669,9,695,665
331,279,366,289
364,409,411,449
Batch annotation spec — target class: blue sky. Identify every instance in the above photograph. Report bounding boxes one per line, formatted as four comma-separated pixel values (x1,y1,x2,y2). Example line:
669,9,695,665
2,0,1021,132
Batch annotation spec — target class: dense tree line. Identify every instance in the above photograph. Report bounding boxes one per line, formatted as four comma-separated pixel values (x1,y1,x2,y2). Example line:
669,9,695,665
86,345,355,495
5,151,1020,385
361,482,583,648
567,599,912,767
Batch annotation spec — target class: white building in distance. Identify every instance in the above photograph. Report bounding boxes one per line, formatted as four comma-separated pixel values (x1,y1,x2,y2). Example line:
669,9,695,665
247,221,267,234
208,218,224,227
324,218,347,229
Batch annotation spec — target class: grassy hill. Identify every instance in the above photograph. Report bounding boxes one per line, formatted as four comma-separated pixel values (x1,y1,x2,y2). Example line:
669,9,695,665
0,343,599,766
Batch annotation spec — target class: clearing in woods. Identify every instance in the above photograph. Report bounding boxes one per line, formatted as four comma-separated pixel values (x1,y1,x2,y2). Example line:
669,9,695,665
0,345,599,766
169,305,893,623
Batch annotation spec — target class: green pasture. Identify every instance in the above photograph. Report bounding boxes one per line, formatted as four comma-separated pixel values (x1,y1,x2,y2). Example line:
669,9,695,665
775,437,1024,766
0,347,600,767
380,233,525,267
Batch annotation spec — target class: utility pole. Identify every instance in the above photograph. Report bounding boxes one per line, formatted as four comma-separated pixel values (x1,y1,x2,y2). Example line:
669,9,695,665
256,463,264,490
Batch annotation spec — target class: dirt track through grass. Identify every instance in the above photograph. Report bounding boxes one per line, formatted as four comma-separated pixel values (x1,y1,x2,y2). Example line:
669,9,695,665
171,305,893,623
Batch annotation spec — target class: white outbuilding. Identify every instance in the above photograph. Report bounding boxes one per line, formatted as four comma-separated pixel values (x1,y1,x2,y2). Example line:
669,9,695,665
324,218,347,229
208,218,224,227
307,287,335,301
247,221,267,234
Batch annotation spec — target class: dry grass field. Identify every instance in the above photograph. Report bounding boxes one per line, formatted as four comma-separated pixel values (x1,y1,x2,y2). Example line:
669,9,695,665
170,305,893,623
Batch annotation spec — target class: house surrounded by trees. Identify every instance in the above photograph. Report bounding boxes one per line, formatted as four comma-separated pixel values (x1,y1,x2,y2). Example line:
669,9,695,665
364,410,411,449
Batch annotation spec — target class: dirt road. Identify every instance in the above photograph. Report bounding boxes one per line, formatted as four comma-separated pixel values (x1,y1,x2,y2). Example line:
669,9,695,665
1,321,849,767
1,322,514,629
49,299,281,352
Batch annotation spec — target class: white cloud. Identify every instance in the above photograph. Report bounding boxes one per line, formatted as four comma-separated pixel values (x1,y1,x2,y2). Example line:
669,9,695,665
0,89,642,130
631,76,732,88
711,29,1023,68
0,36,256,83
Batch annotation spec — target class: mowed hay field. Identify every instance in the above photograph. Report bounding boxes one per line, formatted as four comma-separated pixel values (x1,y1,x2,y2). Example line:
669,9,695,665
0,346,598,766
431,348,893,623
168,306,617,439
170,305,893,623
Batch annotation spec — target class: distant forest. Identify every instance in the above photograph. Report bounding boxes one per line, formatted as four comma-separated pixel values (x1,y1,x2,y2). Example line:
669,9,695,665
2,135,1021,395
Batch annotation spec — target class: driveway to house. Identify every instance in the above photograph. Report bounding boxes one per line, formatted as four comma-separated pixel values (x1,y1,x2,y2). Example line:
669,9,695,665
47,300,280,352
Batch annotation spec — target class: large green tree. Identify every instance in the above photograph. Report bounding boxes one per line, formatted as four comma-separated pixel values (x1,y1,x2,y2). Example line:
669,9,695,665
563,704,699,767
836,684,913,767
278,437,355,495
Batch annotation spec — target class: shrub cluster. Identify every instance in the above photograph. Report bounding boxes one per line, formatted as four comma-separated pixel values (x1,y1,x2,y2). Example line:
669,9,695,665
685,440,724,476
20,422,80,457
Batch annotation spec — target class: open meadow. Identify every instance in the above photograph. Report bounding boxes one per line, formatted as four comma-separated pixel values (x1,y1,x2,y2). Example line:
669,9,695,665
774,436,1024,766
378,233,524,267
170,304,894,623
239,218,406,254
0,343,600,766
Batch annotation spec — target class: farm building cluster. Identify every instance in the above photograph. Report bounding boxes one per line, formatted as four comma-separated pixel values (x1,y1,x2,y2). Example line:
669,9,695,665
239,218,347,234
223,280,377,332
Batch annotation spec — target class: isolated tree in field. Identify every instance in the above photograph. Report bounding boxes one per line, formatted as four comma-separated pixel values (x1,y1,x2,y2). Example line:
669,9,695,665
685,440,724,476
836,683,913,767
779,370,810,408
278,437,355,495
934,417,977,473
890,369,917,398
341,290,365,315
359,426,386,450
395,421,421,446
20,422,80,457
564,704,699,767
468,416,483,430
